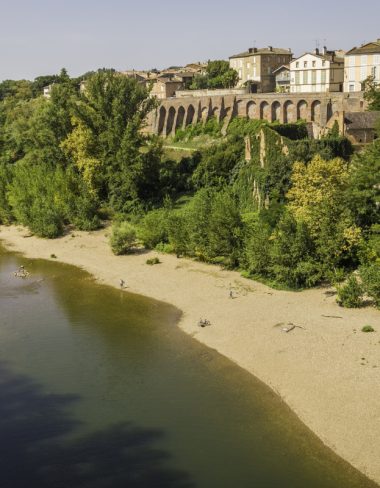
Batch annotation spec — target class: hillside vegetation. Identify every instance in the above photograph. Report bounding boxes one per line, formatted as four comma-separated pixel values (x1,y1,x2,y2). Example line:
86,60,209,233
0,70,379,306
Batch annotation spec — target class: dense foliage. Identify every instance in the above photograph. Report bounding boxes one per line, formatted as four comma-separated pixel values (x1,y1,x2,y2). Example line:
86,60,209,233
190,61,239,90
1,70,379,308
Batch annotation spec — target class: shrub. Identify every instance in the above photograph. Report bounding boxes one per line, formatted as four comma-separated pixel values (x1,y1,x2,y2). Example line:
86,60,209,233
361,325,375,333
137,209,168,249
360,263,380,308
336,275,363,308
146,257,161,265
110,222,137,255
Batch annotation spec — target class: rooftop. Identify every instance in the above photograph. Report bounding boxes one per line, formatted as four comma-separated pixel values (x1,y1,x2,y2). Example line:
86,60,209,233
344,111,380,130
229,46,292,59
346,40,380,56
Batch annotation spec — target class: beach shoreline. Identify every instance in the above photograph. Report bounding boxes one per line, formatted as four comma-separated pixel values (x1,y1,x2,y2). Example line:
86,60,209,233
1,225,380,485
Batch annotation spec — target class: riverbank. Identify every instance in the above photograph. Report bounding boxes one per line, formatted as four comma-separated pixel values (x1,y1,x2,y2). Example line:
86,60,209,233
1,225,380,485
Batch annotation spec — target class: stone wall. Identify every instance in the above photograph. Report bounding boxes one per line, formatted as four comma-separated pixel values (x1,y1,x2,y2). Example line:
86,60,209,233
149,92,366,137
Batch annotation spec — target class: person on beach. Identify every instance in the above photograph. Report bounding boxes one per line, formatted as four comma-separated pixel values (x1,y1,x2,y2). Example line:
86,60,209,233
120,279,125,289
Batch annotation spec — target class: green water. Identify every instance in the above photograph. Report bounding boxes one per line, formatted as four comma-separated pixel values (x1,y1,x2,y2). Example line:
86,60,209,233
0,245,377,488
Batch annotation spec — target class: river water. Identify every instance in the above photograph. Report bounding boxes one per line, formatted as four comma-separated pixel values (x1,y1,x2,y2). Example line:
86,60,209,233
0,245,377,488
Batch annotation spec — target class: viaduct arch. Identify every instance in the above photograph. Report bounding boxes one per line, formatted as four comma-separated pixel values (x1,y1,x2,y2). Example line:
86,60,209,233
152,92,363,137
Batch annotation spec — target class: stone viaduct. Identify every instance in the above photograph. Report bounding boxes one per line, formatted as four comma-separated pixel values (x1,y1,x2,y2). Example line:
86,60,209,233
149,92,366,137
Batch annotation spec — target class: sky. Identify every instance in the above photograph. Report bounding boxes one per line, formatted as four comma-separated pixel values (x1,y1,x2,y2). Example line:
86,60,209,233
1,0,380,81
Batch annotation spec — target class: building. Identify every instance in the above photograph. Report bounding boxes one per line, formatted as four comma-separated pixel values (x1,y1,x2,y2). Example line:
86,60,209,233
290,48,344,93
273,65,290,92
325,111,380,144
149,77,184,99
229,46,293,93
43,84,54,98
344,39,380,92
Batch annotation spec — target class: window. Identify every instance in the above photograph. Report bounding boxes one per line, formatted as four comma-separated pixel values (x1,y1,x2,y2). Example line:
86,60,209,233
311,71,317,84
247,62,251,69
349,56,355,67
304,61,307,67
303,70,308,84
296,62,299,68
253,56,256,64
321,70,326,84
322,60,326,67
348,67,355,81
360,65,367,80
295,72,300,84
349,84,355,92
312,60,316,67
361,55,367,66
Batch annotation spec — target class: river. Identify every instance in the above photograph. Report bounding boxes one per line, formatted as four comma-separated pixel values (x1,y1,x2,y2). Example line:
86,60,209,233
0,245,377,488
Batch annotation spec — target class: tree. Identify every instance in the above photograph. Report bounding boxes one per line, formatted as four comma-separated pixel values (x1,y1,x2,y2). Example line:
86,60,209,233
363,76,380,111
190,60,239,90
347,134,380,229
287,155,362,271
66,71,160,212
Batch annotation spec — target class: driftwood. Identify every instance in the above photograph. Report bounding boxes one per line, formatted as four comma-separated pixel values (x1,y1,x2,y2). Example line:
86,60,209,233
281,323,306,333
322,314,343,319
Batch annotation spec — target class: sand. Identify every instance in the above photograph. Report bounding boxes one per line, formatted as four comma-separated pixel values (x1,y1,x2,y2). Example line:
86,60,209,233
1,225,380,484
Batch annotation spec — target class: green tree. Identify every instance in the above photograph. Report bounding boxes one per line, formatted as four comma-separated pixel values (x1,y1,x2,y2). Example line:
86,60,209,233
348,135,380,229
190,60,238,90
363,76,380,110
67,71,160,212
7,163,69,238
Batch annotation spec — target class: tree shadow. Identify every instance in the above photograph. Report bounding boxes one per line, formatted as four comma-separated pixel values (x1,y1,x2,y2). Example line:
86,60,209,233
0,362,194,488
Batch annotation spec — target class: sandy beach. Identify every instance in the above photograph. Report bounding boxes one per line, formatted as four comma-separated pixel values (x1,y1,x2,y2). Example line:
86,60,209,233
1,225,380,485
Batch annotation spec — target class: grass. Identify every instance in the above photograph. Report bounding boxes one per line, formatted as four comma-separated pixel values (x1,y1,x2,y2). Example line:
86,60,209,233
362,325,375,333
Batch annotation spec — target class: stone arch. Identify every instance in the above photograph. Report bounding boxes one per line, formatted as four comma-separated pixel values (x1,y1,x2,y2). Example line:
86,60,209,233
311,100,321,123
271,101,281,122
175,106,185,130
327,101,333,121
297,100,308,120
283,101,295,123
247,101,257,119
260,101,270,121
236,99,246,117
166,106,176,136
201,106,209,123
185,104,195,126
211,106,220,120
157,106,166,135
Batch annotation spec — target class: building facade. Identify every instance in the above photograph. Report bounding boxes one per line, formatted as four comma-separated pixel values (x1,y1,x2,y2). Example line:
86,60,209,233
290,48,344,93
344,39,380,92
273,65,290,92
229,46,293,93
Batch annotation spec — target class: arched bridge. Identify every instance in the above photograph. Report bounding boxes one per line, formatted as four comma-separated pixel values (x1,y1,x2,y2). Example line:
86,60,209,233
150,92,365,137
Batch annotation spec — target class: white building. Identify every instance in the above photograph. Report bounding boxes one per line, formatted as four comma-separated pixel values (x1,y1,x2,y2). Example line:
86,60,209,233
290,48,344,93
344,39,380,92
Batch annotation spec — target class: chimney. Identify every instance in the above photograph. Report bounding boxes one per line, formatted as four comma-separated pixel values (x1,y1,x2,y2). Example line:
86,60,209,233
323,46,327,55
314,48,320,55
268,46,273,51
248,48,254,53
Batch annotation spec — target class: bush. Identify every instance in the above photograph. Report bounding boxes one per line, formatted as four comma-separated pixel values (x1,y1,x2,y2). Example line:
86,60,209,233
360,263,380,308
110,222,137,255
336,275,363,308
7,163,68,238
361,325,375,333
146,257,161,265
137,209,168,249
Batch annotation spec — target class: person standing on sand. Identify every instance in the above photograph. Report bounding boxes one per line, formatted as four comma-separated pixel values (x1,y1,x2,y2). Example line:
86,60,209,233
120,279,125,289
